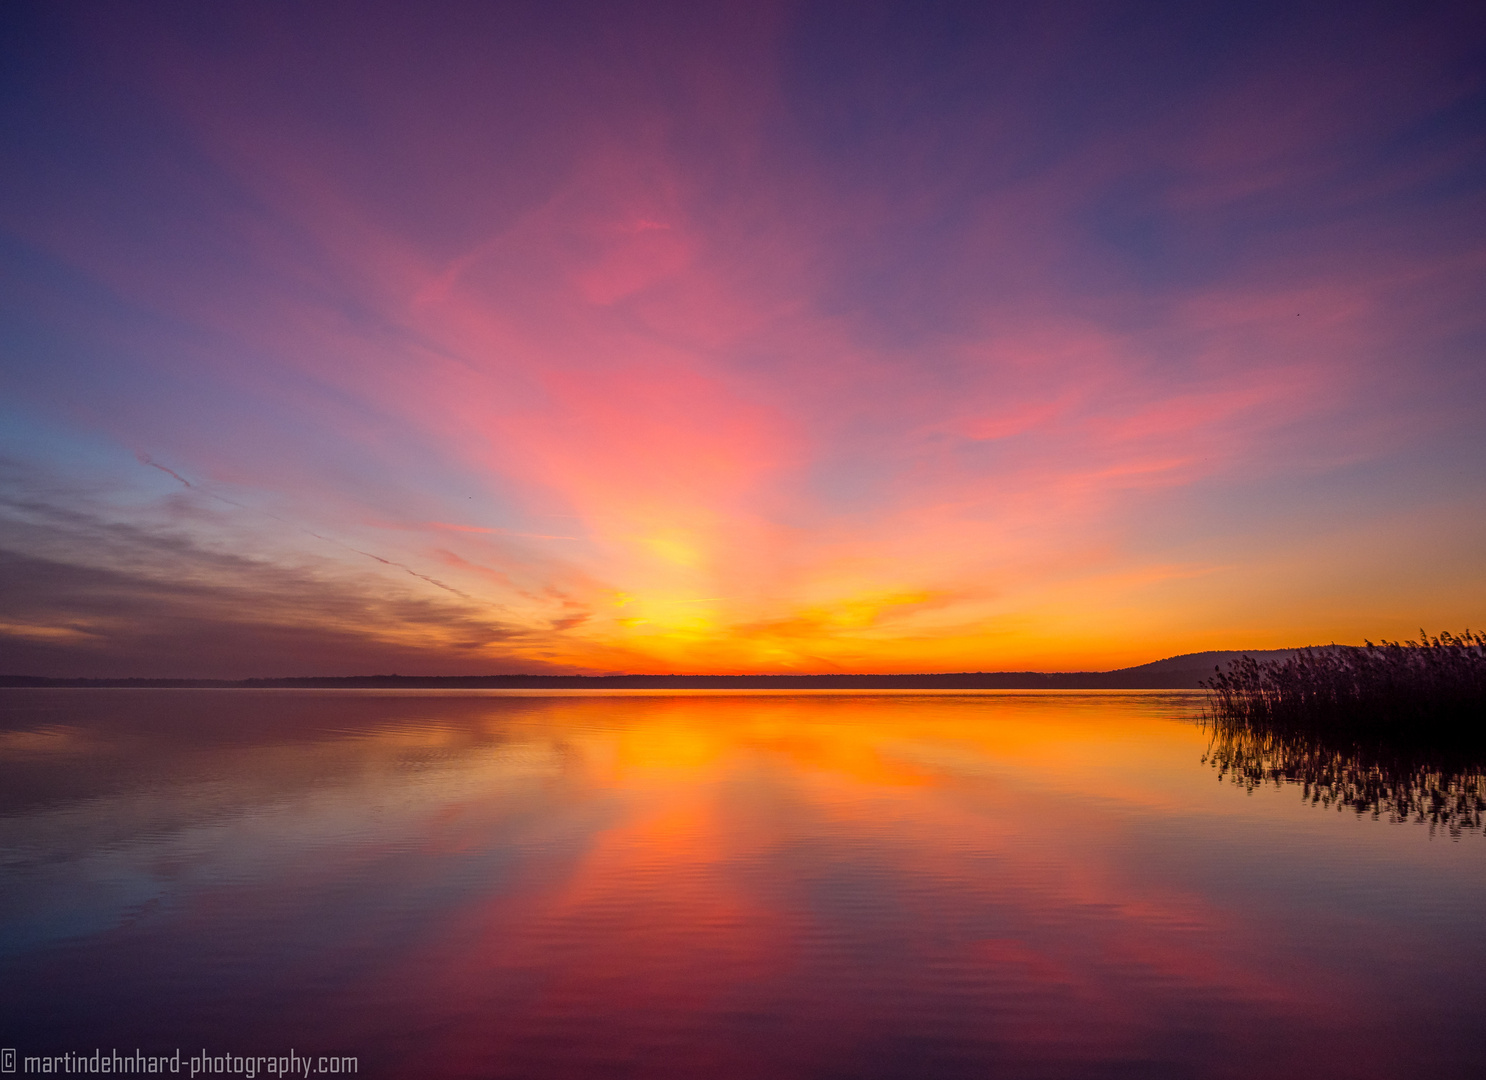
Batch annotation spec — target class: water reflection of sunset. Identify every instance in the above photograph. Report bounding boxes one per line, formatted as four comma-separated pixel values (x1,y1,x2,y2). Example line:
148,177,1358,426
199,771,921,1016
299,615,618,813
5,690,1480,1078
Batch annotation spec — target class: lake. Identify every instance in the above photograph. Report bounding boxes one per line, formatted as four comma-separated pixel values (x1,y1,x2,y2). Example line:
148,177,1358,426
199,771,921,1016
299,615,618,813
1,689,1482,1078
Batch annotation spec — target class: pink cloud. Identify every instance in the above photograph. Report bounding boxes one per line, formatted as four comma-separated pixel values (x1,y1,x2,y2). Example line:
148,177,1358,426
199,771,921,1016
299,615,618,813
4,2,1482,673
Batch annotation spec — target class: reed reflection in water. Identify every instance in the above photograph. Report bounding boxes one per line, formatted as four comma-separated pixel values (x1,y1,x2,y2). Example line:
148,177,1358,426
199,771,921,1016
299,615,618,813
1204,715,1486,837
1,690,1483,1079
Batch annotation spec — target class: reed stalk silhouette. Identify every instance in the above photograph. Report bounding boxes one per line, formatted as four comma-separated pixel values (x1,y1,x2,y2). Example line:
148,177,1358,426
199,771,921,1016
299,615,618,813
1201,631,1486,835
1202,630,1486,730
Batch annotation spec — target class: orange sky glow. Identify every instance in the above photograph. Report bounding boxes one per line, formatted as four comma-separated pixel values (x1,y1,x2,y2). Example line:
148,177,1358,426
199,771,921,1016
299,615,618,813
1,2,1483,676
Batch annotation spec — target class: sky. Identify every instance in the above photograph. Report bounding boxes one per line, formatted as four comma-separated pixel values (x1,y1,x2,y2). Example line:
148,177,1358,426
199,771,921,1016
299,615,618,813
1,0,1484,678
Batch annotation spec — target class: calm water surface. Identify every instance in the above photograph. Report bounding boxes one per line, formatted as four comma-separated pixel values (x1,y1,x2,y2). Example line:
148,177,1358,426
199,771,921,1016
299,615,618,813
1,690,1482,1078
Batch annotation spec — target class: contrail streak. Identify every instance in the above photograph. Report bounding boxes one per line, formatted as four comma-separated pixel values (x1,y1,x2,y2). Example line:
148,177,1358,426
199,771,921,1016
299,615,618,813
135,453,473,600
136,452,192,488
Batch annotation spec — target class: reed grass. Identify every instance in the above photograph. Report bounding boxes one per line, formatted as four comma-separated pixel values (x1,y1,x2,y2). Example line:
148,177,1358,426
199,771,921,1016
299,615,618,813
1201,631,1486,834
1202,630,1486,733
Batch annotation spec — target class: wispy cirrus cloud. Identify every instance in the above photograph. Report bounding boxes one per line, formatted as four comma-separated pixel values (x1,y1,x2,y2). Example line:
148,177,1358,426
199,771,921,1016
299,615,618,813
0,1,1482,674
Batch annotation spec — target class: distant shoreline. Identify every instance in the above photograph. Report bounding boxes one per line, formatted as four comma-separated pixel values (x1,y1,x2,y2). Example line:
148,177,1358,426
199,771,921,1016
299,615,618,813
0,650,1298,691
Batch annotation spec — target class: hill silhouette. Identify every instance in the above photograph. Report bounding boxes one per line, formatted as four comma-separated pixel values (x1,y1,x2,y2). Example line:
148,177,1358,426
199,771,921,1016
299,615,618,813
0,650,1298,690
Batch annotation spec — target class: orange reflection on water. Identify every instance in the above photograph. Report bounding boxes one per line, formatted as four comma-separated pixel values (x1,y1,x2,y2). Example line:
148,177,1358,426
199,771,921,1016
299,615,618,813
3,690,1482,1079
303,692,1465,1078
